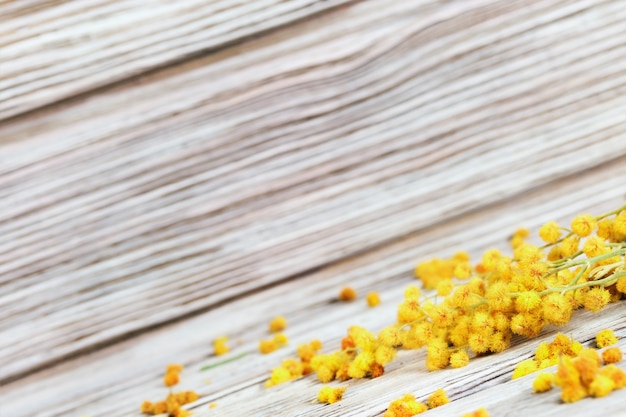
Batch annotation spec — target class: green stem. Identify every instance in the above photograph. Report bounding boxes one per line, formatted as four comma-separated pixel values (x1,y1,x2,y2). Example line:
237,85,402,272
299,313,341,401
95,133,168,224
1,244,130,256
596,204,626,221
538,271,626,296
200,352,248,371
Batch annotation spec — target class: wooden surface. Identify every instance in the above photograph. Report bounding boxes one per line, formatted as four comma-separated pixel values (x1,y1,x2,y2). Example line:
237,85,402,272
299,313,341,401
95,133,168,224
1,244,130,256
1,1,626,416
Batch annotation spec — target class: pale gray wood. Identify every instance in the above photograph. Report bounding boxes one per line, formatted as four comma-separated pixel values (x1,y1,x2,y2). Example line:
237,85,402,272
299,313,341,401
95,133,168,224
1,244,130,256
3,0,626,383
1,0,626,416
2,166,625,416
0,0,353,120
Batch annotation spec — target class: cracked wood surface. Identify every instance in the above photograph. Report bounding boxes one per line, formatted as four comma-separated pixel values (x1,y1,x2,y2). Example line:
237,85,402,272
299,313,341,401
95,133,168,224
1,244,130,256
1,0,625,416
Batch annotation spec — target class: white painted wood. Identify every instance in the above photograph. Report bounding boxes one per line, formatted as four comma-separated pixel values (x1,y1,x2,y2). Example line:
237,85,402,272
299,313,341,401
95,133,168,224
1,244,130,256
1,0,625,416
0,0,353,120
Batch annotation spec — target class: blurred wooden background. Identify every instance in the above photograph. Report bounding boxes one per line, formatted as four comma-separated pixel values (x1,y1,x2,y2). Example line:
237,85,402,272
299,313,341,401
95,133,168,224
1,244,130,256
1,1,625,416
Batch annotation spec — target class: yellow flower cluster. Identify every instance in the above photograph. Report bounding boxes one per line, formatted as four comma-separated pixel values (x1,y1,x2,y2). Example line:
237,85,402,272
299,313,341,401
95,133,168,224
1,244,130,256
512,333,583,379
383,389,449,417
141,364,198,417
401,205,626,371
265,339,323,387
311,325,398,383
317,386,347,404
259,333,289,354
259,315,291,354
527,329,625,401
541,349,626,402
257,204,625,412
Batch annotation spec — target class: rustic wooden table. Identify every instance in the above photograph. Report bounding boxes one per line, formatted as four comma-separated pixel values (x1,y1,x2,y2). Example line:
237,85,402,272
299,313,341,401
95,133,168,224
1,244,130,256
1,1,625,416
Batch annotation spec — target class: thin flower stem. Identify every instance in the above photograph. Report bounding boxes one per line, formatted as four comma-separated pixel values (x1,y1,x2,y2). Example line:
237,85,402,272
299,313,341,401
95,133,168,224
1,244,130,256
200,352,248,371
595,204,626,221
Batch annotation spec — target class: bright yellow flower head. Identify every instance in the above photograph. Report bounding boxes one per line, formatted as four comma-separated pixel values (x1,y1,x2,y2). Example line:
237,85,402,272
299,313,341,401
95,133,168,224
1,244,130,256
571,214,596,237
596,329,618,348
533,372,554,392
539,221,561,243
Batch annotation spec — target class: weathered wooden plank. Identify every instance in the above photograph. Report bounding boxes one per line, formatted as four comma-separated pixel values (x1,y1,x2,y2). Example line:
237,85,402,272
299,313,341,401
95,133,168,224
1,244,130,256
2,0,626,384
2,156,625,416
0,0,355,121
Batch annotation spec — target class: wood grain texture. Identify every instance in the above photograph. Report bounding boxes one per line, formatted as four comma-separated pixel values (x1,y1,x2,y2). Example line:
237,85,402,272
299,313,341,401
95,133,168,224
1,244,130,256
0,0,356,121
2,161,626,416
1,0,626,416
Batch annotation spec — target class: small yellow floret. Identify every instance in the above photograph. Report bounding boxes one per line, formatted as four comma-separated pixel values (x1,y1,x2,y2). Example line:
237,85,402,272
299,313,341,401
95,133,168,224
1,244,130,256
515,292,541,313
533,372,554,393
366,291,381,307
583,288,610,313
571,214,596,237
596,329,618,348
318,386,347,404
141,401,154,414
339,286,357,301
384,394,428,417
265,366,292,387
269,316,287,333
259,339,278,354
427,388,449,408
164,371,180,387
589,374,615,397
213,336,230,356
273,332,289,347
449,350,470,368
614,210,626,235
512,359,538,379
539,221,561,243
600,364,626,389
602,347,623,364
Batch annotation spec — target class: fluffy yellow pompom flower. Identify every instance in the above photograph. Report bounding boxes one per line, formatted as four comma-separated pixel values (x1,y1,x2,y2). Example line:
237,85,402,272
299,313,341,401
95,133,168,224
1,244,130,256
559,235,579,258
366,291,381,307
539,221,561,243
427,388,449,409
259,339,278,354
265,367,291,387
541,293,573,326
436,279,453,296
589,374,615,398
512,358,538,379
454,262,472,279
384,394,428,417
318,386,346,404
533,372,554,393
571,214,596,237
374,345,397,366
449,350,470,368
596,329,618,348
269,316,287,333
515,292,542,313
614,210,626,235
378,326,403,347
583,288,611,313
602,347,623,364
600,365,626,389
582,236,606,258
